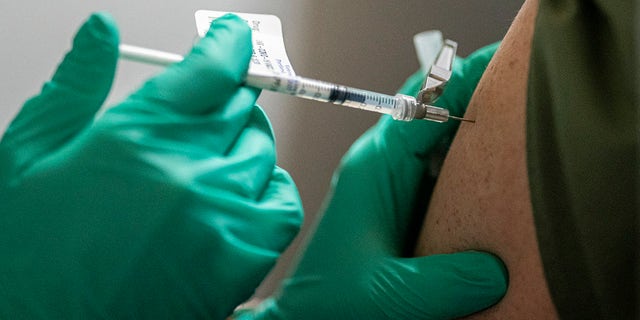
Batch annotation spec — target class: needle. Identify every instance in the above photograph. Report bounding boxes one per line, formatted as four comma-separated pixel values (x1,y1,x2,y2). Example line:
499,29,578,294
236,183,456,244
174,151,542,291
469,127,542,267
448,115,475,123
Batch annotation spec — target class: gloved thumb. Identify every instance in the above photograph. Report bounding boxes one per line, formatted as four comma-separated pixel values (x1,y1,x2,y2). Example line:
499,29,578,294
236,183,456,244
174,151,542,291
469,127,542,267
0,12,119,175
375,251,507,319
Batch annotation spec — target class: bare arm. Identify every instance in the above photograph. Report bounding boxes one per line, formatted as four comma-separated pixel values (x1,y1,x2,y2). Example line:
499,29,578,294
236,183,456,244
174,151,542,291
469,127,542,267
415,0,559,318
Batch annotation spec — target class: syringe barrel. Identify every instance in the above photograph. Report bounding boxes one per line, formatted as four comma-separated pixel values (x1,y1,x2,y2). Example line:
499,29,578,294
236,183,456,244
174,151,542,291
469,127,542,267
246,74,401,117
246,74,451,122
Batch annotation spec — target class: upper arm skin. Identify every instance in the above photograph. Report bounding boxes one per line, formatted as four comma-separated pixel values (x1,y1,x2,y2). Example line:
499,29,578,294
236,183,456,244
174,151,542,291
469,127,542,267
415,0,559,318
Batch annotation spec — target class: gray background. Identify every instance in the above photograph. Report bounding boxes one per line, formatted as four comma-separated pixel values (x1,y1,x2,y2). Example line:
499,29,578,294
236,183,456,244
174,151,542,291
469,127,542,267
0,1,522,298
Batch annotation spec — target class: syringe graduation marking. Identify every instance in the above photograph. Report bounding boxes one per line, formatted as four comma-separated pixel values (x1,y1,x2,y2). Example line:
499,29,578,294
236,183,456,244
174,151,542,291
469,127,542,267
329,86,348,104
344,90,367,104
328,85,392,109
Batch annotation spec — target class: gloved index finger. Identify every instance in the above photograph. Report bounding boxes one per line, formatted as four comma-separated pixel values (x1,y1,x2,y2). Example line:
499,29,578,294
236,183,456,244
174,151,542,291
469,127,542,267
125,14,257,115
0,12,119,179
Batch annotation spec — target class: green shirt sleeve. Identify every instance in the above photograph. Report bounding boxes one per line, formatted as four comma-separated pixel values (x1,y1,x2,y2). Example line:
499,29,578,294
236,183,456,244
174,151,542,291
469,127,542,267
527,1,638,318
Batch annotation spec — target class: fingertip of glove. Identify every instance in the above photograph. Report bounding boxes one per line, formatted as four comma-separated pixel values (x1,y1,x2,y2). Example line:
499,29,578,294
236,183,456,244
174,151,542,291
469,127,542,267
76,12,120,51
48,11,119,99
166,13,252,113
458,42,500,84
200,12,252,56
208,13,251,35
467,42,501,62
214,13,246,24
231,309,253,320
455,250,509,299
410,251,508,318
232,298,278,320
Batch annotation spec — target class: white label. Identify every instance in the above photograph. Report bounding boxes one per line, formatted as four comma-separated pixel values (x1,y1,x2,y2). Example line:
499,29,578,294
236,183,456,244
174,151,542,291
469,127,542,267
195,10,296,78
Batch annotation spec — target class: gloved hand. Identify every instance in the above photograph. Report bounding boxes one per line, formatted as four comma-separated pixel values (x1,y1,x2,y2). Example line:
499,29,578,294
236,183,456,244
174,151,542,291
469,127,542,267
0,13,302,319
234,43,503,320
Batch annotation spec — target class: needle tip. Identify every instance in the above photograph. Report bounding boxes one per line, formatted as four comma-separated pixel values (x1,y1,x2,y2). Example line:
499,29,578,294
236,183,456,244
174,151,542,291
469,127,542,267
448,115,475,123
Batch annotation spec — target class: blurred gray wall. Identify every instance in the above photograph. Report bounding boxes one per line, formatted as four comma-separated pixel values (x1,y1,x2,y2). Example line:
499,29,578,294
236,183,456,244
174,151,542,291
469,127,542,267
0,1,523,299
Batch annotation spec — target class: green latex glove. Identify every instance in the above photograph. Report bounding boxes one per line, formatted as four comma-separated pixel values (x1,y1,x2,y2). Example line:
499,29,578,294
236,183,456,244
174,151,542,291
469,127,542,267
235,43,504,320
0,13,302,319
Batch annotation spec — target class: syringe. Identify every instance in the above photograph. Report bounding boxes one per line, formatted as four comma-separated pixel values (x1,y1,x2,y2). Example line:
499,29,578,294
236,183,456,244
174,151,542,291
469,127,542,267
119,44,473,122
